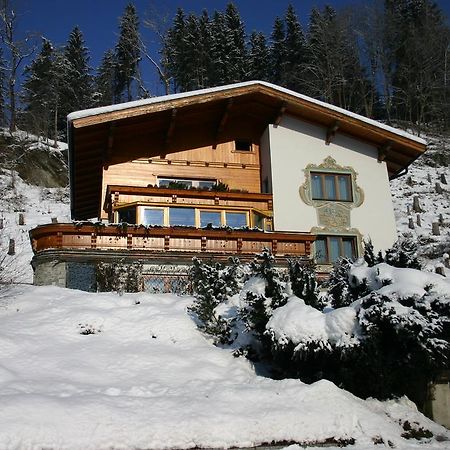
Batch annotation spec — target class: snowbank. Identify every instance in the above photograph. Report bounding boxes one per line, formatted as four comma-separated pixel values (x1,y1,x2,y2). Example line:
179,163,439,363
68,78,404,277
1,286,448,449
267,296,360,351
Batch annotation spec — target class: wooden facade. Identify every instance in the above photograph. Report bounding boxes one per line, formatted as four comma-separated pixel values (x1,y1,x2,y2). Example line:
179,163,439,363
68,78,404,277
68,82,426,220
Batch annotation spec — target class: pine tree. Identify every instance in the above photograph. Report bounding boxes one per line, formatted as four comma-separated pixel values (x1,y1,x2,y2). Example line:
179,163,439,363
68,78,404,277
209,11,229,86
94,49,117,106
224,3,246,83
188,257,240,344
269,17,285,85
363,238,376,267
247,31,270,81
162,8,186,93
282,4,308,91
64,26,93,108
288,258,320,309
386,0,450,130
115,3,141,101
22,38,55,136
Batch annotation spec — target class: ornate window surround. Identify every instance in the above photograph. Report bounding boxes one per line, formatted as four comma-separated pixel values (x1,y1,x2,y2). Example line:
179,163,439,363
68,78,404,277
299,156,365,266
299,156,364,209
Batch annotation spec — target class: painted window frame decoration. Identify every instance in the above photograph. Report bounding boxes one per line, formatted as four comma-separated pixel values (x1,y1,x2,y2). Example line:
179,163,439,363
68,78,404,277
300,157,365,265
299,156,364,209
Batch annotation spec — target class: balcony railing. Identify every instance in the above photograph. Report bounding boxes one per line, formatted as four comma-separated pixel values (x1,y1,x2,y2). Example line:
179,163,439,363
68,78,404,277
30,223,314,258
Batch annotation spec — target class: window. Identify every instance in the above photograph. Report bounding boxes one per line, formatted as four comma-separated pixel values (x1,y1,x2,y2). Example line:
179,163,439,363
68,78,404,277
200,211,222,228
158,177,216,190
143,208,164,226
118,207,136,224
311,172,352,201
315,236,356,264
226,211,247,228
169,207,195,227
234,140,252,152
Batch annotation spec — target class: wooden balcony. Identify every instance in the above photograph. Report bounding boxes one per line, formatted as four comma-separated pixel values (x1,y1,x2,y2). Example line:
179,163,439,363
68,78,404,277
30,223,314,260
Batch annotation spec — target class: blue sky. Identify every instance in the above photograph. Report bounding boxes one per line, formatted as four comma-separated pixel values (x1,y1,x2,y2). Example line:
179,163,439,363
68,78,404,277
16,0,450,96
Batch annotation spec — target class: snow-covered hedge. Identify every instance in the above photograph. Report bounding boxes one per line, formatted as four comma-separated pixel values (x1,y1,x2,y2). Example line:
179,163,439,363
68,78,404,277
189,251,450,407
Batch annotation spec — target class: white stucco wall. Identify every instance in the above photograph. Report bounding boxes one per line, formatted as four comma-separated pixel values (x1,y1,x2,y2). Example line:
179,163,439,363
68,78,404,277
266,115,398,252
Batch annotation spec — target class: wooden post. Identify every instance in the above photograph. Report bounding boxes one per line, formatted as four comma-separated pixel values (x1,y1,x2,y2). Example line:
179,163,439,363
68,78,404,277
0,218,3,229
408,217,415,229
406,176,413,186
413,196,422,213
18,213,24,225
440,173,447,185
407,205,411,215
439,214,444,226
432,222,440,236
427,173,432,183
8,238,15,255
435,183,443,194
416,214,421,227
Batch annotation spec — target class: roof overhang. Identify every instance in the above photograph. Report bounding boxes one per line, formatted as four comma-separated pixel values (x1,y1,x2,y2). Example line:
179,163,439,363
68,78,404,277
68,81,427,220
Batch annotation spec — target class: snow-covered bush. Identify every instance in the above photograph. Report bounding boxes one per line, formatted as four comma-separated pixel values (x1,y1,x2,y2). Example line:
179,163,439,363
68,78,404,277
325,257,370,308
96,261,143,294
288,258,321,309
188,257,241,345
265,260,450,408
384,235,422,269
239,249,288,347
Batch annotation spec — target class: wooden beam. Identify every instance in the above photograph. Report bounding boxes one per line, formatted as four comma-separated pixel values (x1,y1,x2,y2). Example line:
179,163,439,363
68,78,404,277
162,108,177,157
273,102,287,127
104,121,115,168
213,99,233,149
325,120,339,145
378,140,393,162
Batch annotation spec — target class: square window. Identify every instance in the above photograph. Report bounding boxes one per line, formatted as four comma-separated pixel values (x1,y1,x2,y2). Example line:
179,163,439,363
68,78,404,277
315,235,357,264
169,207,195,227
226,211,247,228
234,140,252,152
143,208,164,226
200,211,221,228
311,172,352,201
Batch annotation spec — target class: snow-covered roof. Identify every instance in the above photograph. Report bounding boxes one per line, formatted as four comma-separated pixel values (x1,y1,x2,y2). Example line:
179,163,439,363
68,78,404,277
68,80,426,146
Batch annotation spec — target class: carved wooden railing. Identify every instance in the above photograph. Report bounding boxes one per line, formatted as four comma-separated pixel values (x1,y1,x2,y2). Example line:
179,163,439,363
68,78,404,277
30,223,314,258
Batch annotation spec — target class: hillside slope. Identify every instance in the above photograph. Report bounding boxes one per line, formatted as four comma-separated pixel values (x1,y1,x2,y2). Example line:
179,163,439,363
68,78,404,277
390,132,450,270
0,285,448,449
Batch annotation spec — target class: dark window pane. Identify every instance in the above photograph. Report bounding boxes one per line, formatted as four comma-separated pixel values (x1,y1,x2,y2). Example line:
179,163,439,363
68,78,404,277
329,237,341,263
200,211,221,227
235,140,251,151
311,174,323,199
143,208,164,226
170,207,195,226
325,175,337,200
226,212,247,228
118,207,136,224
342,239,355,259
315,238,327,264
253,213,264,230
198,181,215,189
338,176,351,201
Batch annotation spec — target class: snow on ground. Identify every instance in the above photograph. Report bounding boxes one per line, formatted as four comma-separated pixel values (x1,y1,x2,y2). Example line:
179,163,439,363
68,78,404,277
0,285,448,450
0,168,70,283
390,134,450,273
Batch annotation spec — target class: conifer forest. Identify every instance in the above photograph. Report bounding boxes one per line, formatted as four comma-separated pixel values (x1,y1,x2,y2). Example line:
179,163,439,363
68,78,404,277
0,0,449,142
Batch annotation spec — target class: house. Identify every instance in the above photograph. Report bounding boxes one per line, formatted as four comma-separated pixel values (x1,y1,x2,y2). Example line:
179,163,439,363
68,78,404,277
29,81,426,292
